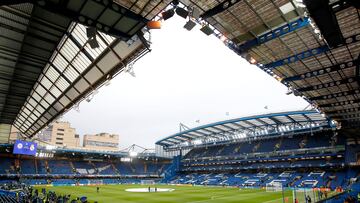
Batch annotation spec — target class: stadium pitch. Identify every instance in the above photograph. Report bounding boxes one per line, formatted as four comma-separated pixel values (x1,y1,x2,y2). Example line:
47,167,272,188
36,184,293,203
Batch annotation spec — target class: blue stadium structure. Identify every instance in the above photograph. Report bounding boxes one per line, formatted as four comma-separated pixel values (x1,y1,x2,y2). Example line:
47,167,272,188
0,146,171,186
156,111,359,189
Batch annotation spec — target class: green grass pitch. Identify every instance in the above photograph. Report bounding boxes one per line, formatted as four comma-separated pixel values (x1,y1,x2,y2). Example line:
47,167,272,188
35,184,294,203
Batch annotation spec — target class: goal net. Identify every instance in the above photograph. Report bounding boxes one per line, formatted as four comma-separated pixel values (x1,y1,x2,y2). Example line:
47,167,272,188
292,187,330,203
141,180,155,185
266,182,283,192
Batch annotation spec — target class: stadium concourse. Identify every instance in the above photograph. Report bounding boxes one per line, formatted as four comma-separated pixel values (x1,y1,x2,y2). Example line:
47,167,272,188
0,0,360,203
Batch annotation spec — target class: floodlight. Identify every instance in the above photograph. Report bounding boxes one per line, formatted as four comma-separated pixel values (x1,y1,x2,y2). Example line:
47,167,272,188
161,9,175,21
74,103,80,112
89,38,99,49
244,53,257,64
200,25,214,36
183,20,196,31
191,7,201,19
220,35,227,42
176,7,189,19
103,79,111,86
86,27,99,49
86,27,96,38
249,57,257,64
286,88,293,95
147,21,161,29
172,0,179,5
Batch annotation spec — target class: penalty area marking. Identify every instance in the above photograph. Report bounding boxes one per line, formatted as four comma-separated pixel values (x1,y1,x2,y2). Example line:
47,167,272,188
125,188,175,193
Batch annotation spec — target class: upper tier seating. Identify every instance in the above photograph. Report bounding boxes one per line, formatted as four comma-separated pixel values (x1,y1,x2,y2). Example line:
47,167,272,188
47,160,73,175
184,133,344,159
20,159,36,174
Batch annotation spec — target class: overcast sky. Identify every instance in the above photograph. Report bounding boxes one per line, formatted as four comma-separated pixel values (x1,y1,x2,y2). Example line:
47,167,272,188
62,16,309,149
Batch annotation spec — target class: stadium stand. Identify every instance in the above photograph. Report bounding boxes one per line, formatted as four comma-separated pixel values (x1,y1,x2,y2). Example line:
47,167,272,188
155,111,360,200
0,194,17,203
0,156,169,176
47,160,73,175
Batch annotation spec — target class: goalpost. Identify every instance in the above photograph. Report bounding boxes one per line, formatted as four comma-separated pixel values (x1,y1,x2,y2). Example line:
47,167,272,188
266,182,283,192
292,187,322,203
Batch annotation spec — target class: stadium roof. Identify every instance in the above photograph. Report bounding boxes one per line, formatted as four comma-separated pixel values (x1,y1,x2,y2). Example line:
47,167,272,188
0,0,171,139
1,0,359,143
156,110,334,148
180,0,360,127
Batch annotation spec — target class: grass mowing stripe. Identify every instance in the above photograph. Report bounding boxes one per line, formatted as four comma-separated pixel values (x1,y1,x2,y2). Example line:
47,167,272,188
35,185,293,203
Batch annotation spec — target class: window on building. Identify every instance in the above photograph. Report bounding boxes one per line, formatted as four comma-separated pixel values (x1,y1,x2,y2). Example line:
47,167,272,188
75,134,79,138
57,129,65,131
56,137,63,140
55,142,63,145
85,140,118,148
57,133,64,136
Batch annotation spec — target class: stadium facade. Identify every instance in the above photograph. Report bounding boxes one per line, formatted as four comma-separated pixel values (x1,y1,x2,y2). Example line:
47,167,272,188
83,133,119,151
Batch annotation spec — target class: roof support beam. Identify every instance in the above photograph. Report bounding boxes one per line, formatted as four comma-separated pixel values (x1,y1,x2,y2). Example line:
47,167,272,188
331,112,360,120
326,107,360,115
263,33,359,70
285,115,302,127
296,76,357,92
0,0,31,6
199,128,217,135
210,126,227,132
283,59,358,82
229,122,246,129
263,46,329,70
254,118,269,127
200,0,242,19
319,98,360,108
67,33,94,62
188,131,210,138
186,132,203,139
237,18,310,54
162,140,178,145
178,133,194,140
0,6,36,125
309,89,360,101
31,0,148,40
221,124,236,131
302,113,314,124
267,117,282,125
304,0,344,48
241,120,258,130
330,0,359,12
356,54,360,87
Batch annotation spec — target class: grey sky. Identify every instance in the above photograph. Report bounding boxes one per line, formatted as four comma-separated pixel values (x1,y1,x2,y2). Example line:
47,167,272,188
62,16,309,149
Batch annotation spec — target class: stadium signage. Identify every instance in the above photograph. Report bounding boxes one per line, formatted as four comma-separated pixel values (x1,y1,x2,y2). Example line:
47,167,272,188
13,140,37,156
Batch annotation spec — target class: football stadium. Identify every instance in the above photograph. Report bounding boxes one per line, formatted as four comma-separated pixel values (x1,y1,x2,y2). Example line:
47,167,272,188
0,0,360,203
